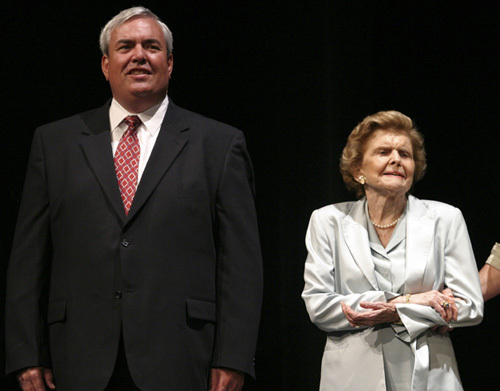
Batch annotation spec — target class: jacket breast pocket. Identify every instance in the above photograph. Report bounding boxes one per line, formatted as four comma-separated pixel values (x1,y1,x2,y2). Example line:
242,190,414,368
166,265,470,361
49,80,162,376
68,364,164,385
186,297,216,323
47,299,67,324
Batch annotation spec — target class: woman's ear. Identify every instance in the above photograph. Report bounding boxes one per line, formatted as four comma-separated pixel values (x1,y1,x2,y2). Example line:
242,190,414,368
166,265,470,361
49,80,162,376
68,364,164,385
352,166,361,181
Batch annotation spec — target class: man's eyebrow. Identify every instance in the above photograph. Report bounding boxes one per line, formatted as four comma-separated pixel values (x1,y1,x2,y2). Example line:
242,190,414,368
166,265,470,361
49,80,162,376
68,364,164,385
115,39,134,46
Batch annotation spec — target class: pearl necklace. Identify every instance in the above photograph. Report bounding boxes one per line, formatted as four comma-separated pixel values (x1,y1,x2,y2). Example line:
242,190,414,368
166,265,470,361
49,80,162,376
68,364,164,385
370,217,399,229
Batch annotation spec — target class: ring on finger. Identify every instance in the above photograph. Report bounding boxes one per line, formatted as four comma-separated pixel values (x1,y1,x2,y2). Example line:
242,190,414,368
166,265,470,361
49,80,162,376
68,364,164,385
441,301,450,308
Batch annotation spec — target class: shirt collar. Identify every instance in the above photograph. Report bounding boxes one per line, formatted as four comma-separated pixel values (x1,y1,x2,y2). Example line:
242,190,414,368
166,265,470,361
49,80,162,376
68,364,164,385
365,201,407,254
109,95,170,136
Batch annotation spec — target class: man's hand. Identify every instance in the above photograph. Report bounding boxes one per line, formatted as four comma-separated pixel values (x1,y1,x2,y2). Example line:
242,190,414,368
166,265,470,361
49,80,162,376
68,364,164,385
17,366,56,391
209,368,244,391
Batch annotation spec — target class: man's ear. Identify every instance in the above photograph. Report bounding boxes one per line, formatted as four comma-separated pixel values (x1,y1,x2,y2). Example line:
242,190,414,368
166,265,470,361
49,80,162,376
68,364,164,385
167,53,174,79
101,55,110,81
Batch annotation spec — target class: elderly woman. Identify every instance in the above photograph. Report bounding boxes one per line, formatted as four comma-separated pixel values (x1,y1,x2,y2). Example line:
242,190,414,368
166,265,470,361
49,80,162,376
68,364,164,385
302,111,483,391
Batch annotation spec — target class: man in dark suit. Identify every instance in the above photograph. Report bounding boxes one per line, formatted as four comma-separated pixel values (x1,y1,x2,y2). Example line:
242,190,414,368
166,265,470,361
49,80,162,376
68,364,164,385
5,6,262,391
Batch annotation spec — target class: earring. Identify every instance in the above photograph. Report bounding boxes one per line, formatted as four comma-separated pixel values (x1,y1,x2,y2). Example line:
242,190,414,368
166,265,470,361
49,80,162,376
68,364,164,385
357,175,366,185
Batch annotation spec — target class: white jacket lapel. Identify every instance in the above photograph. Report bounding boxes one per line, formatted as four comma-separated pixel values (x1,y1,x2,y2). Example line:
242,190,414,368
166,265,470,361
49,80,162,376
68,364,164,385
405,195,436,293
343,199,379,290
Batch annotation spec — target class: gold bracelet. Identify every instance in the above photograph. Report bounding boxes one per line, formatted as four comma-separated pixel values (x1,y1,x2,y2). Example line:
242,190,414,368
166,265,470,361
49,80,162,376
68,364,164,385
405,293,411,304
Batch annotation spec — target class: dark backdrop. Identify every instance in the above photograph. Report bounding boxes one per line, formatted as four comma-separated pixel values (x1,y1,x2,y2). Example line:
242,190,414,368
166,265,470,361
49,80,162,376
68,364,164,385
2,1,500,389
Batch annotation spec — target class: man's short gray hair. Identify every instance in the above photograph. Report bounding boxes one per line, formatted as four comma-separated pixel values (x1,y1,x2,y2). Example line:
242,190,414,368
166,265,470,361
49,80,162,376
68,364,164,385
99,6,173,56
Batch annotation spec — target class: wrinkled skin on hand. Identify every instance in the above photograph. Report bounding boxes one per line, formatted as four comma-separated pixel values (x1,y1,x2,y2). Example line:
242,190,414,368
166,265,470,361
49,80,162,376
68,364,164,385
342,287,459,332
405,288,458,324
342,301,399,327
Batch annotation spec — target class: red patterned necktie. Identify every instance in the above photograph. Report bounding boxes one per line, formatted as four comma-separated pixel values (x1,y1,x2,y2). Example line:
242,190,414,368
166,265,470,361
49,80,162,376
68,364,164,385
114,115,141,215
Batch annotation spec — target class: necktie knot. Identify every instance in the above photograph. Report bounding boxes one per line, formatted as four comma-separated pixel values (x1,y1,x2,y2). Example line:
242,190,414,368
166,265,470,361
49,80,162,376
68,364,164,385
124,115,141,132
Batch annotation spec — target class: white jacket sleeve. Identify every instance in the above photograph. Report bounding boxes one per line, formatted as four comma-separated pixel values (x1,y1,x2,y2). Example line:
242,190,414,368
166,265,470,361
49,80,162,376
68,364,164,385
396,207,483,340
302,209,386,332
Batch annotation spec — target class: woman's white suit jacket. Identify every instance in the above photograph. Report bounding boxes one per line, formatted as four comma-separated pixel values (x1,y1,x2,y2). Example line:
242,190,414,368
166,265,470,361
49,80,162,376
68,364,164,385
302,195,483,391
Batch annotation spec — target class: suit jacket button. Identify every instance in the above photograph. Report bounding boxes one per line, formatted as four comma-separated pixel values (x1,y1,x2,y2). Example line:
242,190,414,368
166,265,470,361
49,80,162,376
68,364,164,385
115,290,122,299
121,239,129,247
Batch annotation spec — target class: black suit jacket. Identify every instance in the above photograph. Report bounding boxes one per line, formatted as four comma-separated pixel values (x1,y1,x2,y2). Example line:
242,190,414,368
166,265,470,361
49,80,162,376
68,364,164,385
5,101,263,391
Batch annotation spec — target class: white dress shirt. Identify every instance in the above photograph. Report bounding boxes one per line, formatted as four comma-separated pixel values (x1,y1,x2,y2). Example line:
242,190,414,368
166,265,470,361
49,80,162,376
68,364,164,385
109,95,169,183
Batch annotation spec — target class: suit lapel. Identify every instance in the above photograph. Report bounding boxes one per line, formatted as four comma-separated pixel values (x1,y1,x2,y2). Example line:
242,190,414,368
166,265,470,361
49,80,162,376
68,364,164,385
79,102,127,222
126,102,189,221
343,199,379,290
404,196,435,293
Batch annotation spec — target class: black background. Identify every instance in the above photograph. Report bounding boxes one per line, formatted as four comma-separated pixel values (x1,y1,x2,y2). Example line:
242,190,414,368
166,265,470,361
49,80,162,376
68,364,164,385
2,1,500,389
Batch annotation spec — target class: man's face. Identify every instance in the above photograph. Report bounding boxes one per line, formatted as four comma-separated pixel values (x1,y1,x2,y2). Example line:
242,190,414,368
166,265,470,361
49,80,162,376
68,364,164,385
101,17,173,112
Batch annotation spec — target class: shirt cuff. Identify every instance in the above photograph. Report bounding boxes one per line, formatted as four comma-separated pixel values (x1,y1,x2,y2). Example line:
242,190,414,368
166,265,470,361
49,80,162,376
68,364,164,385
384,292,400,301
485,242,500,270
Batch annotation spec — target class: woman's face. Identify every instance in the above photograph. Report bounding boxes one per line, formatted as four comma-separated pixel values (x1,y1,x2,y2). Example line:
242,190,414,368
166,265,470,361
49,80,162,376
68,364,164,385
356,129,415,197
